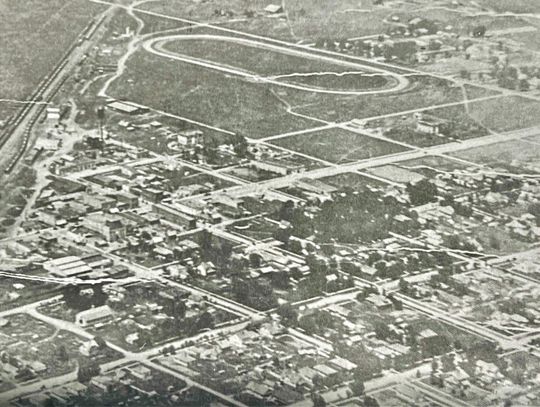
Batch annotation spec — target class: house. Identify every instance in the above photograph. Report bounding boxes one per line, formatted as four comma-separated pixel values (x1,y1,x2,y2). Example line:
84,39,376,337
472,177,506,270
90,374,116,392
28,361,47,374
245,381,272,398
416,115,443,135
264,4,283,14
313,364,338,377
329,357,357,372
79,340,100,357
177,130,203,146
76,305,114,327
250,159,305,176
126,365,153,381
272,386,302,405
366,293,393,310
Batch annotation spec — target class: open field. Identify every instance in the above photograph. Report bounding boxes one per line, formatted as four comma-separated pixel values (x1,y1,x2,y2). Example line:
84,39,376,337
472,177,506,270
140,0,397,40
450,139,540,172
0,0,104,119
269,128,408,164
293,77,470,123
136,11,190,36
398,155,470,172
107,50,321,138
159,35,392,91
423,96,540,133
473,0,540,13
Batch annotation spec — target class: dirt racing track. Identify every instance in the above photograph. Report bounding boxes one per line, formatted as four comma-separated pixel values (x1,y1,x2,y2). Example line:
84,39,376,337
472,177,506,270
142,34,410,96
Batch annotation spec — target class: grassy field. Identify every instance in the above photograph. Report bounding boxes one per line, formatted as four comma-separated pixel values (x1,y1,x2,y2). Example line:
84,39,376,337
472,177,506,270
398,155,469,172
0,0,104,119
292,76,467,123
270,128,408,164
473,0,540,13
107,50,319,138
160,36,391,91
463,96,540,132
140,0,395,41
450,139,540,172
161,37,354,75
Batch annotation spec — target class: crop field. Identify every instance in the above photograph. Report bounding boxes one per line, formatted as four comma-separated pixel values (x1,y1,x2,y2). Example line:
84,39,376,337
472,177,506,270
269,128,408,164
0,0,104,119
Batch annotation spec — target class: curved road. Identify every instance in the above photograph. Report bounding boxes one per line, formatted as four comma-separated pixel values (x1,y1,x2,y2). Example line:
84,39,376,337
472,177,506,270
143,33,410,96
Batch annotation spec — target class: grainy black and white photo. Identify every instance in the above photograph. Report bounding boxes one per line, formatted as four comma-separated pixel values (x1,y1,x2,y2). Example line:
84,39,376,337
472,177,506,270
1,0,540,406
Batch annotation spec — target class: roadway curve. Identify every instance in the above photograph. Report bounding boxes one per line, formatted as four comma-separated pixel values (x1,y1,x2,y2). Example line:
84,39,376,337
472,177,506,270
142,34,410,96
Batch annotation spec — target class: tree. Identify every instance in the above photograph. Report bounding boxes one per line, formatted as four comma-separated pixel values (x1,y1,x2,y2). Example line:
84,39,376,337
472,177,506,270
311,392,326,407
77,362,100,382
459,69,471,80
350,379,365,396
93,335,107,349
195,311,215,331
232,134,249,158
407,179,438,206
249,252,262,268
472,25,487,37
398,278,410,293
374,321,391,340
364,396,380,407
56,345,69,362
519,78,530,91
278,200,295,221
276,303,298,326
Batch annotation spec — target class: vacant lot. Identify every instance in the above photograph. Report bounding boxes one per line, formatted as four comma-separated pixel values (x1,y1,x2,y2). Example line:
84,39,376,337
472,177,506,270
0,0,104,119
270,128,408,163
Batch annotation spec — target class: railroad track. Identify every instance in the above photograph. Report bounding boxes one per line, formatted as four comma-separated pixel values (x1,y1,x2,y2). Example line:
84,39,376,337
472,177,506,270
1,15,106,174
